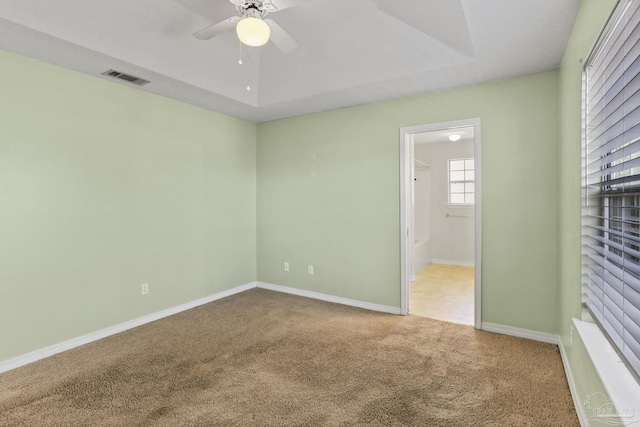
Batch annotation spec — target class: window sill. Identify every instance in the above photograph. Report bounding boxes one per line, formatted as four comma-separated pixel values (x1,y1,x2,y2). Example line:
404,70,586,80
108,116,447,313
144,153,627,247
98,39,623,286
572,318,640,425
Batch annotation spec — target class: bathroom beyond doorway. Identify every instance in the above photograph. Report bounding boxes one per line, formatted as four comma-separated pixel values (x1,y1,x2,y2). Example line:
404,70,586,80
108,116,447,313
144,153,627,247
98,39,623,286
399,118,481,327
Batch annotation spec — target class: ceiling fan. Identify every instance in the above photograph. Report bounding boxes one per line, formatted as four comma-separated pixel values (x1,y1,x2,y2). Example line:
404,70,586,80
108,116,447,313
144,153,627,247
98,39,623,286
192,0,307,53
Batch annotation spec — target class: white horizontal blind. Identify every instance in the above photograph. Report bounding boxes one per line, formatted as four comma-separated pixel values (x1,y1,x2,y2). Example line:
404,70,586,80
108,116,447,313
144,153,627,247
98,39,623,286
583,0,640,380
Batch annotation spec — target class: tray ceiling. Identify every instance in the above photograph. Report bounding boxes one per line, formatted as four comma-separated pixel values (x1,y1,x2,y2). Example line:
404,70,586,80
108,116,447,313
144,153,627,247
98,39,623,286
0,0,581,122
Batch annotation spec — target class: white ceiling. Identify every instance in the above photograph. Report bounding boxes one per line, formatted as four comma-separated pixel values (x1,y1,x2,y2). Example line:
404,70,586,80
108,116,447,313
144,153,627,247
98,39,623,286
0,0,581,123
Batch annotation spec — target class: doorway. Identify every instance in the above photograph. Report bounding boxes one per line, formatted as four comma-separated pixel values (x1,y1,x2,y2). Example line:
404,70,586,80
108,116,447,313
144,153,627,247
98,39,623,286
400,119,481,329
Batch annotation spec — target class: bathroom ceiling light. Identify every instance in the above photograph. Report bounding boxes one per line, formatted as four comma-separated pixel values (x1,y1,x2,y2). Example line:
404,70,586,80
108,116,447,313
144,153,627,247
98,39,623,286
448,134,462,141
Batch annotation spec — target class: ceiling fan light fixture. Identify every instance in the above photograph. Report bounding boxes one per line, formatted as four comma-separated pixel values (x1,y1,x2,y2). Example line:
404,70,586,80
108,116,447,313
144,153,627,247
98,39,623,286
236,16,270,47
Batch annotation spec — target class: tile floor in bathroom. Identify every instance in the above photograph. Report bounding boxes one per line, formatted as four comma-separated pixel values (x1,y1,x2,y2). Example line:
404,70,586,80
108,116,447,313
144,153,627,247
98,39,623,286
410,263,474,325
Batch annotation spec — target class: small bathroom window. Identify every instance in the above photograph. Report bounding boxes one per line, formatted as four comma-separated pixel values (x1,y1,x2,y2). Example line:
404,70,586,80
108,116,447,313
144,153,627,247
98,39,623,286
448,158,474,205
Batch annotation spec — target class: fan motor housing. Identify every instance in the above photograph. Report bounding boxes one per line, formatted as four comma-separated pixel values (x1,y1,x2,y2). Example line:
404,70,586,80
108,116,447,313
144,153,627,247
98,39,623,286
237,0,269,17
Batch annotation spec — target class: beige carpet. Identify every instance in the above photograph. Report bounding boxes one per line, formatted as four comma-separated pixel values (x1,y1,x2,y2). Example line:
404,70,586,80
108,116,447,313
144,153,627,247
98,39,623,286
0,289,577,426
411,264,474,325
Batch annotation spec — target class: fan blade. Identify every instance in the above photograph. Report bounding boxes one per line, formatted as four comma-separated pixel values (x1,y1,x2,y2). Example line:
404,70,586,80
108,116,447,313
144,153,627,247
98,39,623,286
265,19,298,53
264,0,310,12
194,16,240,40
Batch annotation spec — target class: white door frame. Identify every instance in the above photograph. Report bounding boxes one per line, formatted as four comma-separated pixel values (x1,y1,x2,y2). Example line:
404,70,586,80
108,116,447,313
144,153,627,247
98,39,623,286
399,118,482,329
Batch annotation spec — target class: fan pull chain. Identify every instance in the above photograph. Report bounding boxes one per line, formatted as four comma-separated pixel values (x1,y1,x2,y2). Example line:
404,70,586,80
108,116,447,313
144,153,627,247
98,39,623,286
237,41,251,91
245,46,251,91
238,41,251,92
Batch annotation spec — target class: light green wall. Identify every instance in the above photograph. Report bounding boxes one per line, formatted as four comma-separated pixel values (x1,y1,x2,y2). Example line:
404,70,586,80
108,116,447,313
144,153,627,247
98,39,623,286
257,71,560,332
2,7,603,364
558,0,617,423
0,50,257,361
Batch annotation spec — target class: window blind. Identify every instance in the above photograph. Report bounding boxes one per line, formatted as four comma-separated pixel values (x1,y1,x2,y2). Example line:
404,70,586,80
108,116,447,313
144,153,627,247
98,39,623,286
583,0,640,380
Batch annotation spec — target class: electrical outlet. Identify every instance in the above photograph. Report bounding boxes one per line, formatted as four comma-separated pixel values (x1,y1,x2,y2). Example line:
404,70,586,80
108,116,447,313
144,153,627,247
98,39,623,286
308,265,314,275
284,262,290,272
141,283,149,295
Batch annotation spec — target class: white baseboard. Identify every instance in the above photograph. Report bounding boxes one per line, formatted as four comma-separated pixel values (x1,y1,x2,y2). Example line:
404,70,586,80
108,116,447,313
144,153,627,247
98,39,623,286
481,322,559,344
558,338,589,427
0,282,257,374
430,259,474,267
257,282,402,315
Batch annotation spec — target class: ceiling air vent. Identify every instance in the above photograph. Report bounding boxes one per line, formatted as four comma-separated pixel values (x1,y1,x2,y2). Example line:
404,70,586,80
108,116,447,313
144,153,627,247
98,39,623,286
101,69,150,86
